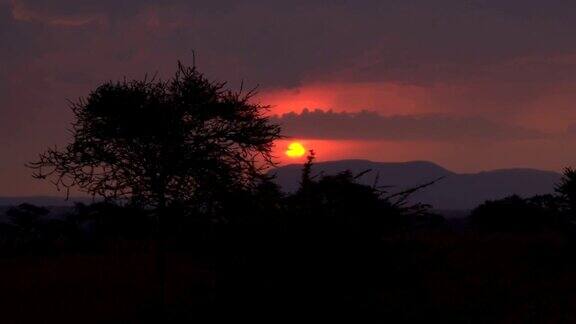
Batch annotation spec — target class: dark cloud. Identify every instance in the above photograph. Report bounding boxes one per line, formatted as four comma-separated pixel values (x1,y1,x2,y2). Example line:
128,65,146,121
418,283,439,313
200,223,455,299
7,0,576,86
272,109,545,141
566,124,576,137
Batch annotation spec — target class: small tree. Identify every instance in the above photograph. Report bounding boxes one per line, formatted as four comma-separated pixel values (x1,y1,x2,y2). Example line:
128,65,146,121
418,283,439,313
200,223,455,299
556,167,576,213
6,203,49,234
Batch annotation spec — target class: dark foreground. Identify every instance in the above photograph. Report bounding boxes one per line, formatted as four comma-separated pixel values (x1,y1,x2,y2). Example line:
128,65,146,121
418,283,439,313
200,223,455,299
4,169,576,323
1,228,575,323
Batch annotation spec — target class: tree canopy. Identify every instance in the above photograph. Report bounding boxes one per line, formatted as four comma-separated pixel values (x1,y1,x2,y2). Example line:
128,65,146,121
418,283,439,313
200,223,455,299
29,62,281,210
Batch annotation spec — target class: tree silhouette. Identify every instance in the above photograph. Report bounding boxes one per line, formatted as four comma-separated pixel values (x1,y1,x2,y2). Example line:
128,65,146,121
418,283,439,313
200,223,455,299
556,167,576,214
28,60,281,310
299,149,316,190
29,61,281,211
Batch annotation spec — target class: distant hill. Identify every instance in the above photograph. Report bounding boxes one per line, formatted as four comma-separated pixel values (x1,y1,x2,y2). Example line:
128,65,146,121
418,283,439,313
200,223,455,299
0,197,93,221
0,161,562,212
270,160,561,210
0,196,95,207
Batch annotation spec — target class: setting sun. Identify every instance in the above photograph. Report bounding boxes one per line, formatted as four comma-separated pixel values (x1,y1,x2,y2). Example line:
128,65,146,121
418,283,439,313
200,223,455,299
285,142,306,158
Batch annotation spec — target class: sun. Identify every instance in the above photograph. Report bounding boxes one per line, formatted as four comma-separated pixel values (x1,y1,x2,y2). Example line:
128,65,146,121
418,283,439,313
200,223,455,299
285,142,306,158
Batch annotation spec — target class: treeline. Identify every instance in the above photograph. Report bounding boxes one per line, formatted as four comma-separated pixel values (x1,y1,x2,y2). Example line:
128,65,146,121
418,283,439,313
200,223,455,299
2,163,576,255
0,159,438,254
3,162,576,321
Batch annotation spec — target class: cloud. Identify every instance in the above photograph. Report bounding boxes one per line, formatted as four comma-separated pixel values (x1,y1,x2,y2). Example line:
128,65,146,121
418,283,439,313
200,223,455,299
7,0,576,86
566,124,576,137
6,0,576,90
10,1,107,27
272,109,545,141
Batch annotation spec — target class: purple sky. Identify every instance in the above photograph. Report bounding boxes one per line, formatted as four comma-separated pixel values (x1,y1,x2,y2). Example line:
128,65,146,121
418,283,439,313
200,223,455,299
2,0,576,195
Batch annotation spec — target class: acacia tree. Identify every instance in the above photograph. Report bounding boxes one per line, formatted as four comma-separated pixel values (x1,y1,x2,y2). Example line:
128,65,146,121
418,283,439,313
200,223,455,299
29,61,282,309
29,62,281,212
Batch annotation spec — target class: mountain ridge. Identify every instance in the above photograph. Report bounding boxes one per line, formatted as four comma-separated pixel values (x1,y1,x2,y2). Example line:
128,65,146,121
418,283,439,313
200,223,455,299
0,160,562,211
0,196,95,207
270,159,561,210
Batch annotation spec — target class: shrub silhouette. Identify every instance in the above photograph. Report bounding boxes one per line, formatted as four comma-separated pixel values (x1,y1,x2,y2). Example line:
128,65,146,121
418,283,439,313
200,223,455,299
6,203,49,230
70,202,153,240
2,204,79,253
468,168,576,233
469,194,567,232
2,204,49,250
286,152,438,238
556,167,576,216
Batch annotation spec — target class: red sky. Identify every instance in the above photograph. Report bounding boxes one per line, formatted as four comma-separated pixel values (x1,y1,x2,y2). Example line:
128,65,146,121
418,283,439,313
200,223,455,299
263,80,576,170
3,0,576,196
